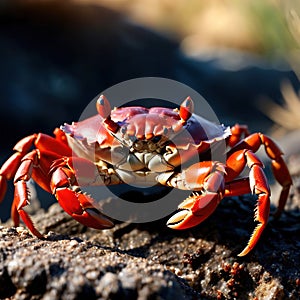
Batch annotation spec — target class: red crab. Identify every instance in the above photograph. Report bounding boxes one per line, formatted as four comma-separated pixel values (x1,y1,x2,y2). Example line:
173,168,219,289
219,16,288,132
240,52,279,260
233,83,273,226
0,96,292,256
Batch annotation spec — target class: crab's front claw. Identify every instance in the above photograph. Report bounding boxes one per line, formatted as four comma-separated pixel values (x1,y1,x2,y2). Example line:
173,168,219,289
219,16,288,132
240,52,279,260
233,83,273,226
167,191,222,230
50,158,114,230
55,188,114,230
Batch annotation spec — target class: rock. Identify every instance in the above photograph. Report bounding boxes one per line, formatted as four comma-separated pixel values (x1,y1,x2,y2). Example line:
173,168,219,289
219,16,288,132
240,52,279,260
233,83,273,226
0,0,299,221
0,226,199,299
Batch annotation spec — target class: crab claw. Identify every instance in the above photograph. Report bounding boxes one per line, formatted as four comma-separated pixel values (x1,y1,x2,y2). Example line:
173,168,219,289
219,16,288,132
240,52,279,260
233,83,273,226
167,191,222,229
55,188,114,230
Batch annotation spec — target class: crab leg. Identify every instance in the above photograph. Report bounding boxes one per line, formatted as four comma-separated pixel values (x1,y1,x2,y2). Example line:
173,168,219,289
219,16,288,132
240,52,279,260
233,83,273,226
157,161,226,229
10,149,73,238
0,135,37,205
227,124,250,147
0,131,74,237
0,131,71,203
225,149,270,256
11,150,48,238
227,132,292,217
0,152,23,202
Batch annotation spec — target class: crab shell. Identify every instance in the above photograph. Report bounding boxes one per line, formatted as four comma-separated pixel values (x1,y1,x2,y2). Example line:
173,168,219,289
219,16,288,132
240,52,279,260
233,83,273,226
62,96,230,186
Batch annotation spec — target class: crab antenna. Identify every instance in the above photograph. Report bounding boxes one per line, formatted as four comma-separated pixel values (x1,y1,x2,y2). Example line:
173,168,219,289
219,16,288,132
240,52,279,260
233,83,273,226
96,95,119,133
179,96,194,122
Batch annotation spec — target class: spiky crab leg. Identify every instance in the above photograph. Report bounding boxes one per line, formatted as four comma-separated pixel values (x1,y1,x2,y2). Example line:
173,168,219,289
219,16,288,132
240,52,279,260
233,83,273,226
0,132,71,237
225,149,271,256
225,126,292,255
227,131,292,218
12,150,46,238
157,161,226,229
0,135,39,205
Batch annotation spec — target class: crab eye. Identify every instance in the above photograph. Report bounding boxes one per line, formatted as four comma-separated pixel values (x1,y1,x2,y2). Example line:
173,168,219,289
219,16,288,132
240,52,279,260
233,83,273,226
96,95,120,133
96,95,111,118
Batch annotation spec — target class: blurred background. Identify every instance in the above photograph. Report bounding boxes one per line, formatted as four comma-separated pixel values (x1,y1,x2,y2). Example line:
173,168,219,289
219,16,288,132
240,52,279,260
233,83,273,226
1,0,300,221
86,0,299,58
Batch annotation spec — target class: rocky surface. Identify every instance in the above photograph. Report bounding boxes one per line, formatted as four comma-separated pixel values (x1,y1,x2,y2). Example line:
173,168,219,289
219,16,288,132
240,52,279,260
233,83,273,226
1,0,299,222
0,225,198,299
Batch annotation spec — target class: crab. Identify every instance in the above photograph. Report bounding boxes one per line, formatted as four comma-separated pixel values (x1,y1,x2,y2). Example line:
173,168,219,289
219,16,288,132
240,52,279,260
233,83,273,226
0,95,292,256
